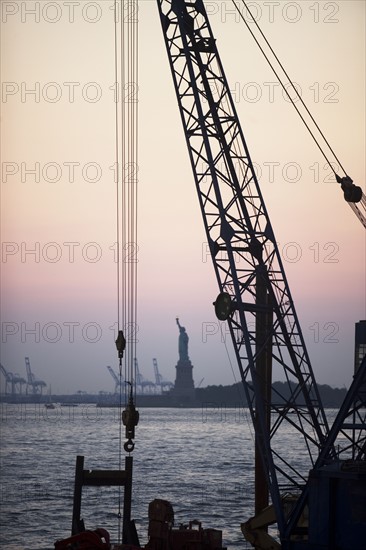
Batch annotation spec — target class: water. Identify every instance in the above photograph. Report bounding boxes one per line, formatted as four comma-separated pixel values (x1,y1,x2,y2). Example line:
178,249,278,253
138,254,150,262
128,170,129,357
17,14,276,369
0,404,336,549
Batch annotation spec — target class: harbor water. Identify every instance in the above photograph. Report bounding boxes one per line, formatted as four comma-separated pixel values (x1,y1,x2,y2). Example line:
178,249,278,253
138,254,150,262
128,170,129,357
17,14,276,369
0,404,336,549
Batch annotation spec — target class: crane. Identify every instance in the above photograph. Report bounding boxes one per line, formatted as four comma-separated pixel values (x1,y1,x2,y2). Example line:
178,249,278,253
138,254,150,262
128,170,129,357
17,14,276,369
157,0,365,548
152,358,174,392
0,362,14,395
24,356,47,395
12,372,26,394
134,358,156,394
0,362,27,395
106,365,124,394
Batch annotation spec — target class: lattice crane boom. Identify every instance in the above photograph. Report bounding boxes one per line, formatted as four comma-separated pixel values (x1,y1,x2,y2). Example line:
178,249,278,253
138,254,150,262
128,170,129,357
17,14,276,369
336,174,366,229
157,0,329,538
349,198,366,228
156,1,366,546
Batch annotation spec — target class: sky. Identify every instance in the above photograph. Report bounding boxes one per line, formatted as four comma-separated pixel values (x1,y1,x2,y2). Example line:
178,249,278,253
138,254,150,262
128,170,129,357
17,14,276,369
1,0,365,395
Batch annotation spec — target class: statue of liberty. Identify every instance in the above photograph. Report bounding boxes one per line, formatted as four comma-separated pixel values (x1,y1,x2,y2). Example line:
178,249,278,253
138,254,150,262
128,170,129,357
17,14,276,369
176,318,189,362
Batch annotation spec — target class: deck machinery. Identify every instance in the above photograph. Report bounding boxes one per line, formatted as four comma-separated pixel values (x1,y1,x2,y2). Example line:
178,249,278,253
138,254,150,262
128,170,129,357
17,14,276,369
156,0,366,548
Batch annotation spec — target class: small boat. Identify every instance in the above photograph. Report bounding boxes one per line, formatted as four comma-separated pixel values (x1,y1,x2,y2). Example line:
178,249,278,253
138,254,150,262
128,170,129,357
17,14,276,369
45,387,56,409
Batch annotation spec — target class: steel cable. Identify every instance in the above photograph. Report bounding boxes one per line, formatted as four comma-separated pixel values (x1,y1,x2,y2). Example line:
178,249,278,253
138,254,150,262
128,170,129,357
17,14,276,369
232,0,348,177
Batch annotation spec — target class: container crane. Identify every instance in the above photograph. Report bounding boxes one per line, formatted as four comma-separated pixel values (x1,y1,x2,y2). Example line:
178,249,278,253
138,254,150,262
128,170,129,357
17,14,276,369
0,362,27,395
24,356,47,395
152,358,173,391
0,362,14,395
12,372,26,394
106,365,124,394
157,0,365,548
134,358,155,394
0,363,14,395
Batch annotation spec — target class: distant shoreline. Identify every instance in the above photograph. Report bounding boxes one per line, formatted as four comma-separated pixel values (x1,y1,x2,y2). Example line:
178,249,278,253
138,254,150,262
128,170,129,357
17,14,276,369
0,380,348,408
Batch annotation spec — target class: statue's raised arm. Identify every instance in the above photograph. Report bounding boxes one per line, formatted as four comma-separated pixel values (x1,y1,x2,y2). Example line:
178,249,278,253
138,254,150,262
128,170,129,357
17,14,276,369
176,317,189,362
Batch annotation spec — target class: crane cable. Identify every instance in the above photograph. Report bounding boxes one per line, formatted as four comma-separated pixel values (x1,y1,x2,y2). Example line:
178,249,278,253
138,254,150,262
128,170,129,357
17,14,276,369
231,0,346,177
231,0,365,227
113,0,123,540
114,0,139,541
114,0,139,412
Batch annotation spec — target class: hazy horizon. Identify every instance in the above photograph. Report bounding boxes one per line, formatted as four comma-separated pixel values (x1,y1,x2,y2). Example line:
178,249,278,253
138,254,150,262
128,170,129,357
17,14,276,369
1,0,365,395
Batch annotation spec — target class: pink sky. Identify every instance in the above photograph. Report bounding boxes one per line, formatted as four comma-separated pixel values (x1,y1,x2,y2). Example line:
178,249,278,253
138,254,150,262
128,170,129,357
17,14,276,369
1,1,365,394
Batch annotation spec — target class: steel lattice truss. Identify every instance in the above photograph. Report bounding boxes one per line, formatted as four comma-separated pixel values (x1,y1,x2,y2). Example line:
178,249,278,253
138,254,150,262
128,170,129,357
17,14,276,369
316,356,366,465
157,0,330,533
285,355,366,539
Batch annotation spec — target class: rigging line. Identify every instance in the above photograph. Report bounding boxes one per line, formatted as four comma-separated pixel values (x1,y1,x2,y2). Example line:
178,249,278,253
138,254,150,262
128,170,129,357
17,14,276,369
349,201,366,229
231,0,345,177
130,7,136,388
239,0,347,176
121,0,126,346
125,1,133,391
131,1,138,394
114,1,123,543
131,6,136,391
114,0,121,334
126,0,138,396
129,90,134,387
134,4,139,397
120,0,138,392
126,4,130,386
220,322,255,444
118,358,124,542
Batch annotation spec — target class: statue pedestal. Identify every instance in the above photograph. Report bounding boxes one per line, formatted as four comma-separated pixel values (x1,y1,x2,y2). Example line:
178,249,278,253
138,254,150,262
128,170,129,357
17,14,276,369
171,359,195,399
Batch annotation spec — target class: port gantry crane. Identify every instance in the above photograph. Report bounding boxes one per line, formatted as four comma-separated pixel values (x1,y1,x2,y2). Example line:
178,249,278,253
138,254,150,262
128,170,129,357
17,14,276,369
134,358,156,394
157,0,366,548
24,356,47,395
0,362,26,395
107,365,124,394
153,358,173,391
